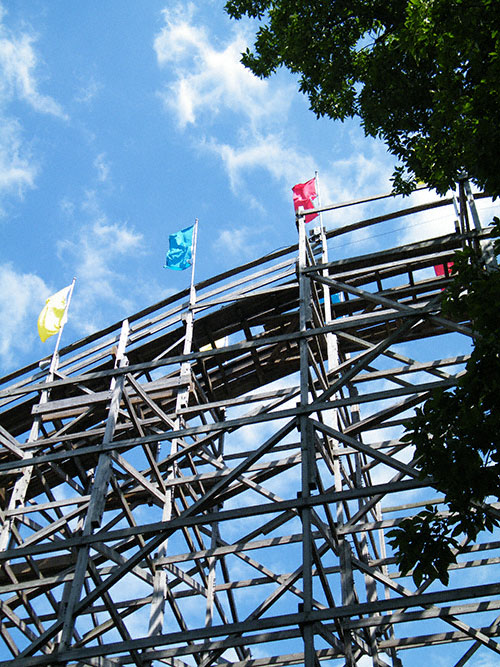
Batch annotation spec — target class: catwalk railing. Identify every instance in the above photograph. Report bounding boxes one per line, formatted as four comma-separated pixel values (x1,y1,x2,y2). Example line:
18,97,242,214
0,186,499,666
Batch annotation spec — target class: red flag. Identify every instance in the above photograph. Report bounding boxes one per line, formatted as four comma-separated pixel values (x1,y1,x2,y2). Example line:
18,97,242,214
292,178,318,223
434,262,454,277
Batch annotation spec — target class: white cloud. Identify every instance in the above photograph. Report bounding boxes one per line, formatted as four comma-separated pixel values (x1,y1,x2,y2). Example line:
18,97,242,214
94,152,111,183
154,5,291,130
325,142,394,205
74,75,102,105
0,4,66,211
59,197,75,217
396,187,456,247
153,4,398,226
154,3,312,205
0,19,67,119
55,191,173,336
205,132,317,199
357,655,392,667
397,186,500,249
57,212,144,333
59,216,142,285
205,124,397,225
214,227,257,258
0,117,36,203
0,263,48,368
476,197,500,226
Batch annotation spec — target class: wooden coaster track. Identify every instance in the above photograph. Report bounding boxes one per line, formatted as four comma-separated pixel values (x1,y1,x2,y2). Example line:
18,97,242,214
0,186,498,666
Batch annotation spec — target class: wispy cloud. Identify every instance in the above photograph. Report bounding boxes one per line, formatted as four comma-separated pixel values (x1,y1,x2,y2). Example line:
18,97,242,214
204,132,316,198
56,194,173,336
0,117,36,203
74,75,102,106
0,263,48,369
94,152,111,183
396,187,456,247
153,4,317,204
57,209,144,333
154,5,395,216
0,3,66,211
211,224,271,260
325,140,394,204
0,10,67,119
154,5,291,130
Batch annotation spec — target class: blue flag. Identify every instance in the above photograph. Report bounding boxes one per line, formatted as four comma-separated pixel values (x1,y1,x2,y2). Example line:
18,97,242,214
164,225,194,271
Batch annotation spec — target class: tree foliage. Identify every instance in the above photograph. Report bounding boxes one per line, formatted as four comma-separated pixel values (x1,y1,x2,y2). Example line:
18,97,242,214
225,0,500,195
387,221,500,584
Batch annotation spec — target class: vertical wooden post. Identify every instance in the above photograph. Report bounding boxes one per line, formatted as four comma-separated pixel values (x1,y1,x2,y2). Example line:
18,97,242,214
463,179,482,232
315,220,355,664
350,383,384,667
148,230,197,636
298,214,316,666
60,319,130,649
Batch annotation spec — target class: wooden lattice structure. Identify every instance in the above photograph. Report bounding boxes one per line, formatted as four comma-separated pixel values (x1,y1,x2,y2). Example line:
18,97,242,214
0,185,499,666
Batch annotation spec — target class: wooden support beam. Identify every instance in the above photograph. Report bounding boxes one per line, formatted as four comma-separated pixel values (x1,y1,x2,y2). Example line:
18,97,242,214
0,193,498,666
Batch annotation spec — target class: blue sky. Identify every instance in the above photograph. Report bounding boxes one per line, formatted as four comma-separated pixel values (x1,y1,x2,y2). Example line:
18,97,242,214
0,0,497,378
0,0,403,373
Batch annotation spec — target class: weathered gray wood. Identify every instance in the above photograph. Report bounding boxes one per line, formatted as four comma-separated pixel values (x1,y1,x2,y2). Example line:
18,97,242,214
0,424,25,460
312,272,474,338
5,581,500,666
59,320,130,650
0,188,498,666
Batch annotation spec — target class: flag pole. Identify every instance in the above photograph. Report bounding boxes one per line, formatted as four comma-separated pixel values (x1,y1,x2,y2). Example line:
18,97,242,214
189,219,199,308
180,220,198,358
315,170,325,235
48,277,76,377
314,172,334,325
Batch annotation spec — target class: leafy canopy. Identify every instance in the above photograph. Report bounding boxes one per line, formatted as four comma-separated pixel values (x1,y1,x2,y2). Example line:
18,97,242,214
225,0,500,195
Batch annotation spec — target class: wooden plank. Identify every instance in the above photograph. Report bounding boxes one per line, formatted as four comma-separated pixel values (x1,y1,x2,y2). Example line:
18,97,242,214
32,390,112,415
5,581,500,666
31,375,186,416
312,273,474,338
0,424,25,459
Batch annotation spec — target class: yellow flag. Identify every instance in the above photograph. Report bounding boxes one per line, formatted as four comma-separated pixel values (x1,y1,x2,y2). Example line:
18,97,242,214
37,285,71,343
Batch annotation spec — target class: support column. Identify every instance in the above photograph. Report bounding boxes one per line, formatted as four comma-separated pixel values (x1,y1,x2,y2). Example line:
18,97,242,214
317,222,356,665
60,319,130,649
298,215,317,666
148,264,197,637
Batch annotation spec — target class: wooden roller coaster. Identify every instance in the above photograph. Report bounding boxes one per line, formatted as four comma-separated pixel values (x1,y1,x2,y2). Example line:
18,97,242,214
0,183,498,666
